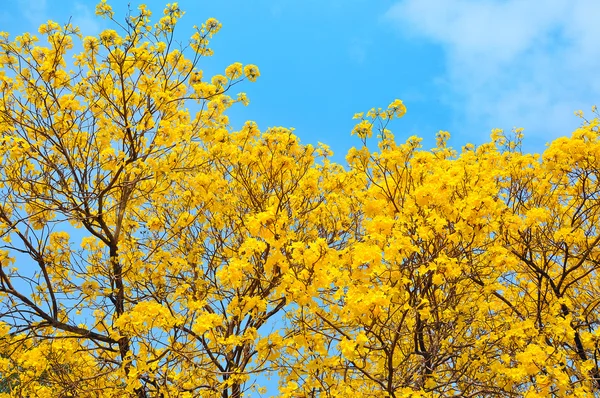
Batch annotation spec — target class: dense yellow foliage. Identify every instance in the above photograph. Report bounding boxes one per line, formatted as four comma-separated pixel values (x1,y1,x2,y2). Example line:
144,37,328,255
1,2,599,397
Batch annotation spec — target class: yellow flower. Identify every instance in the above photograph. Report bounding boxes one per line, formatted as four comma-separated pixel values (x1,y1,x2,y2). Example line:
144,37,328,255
99,29,121,46
431,273,444,285
147,217,162,232
95,0,114,18
83,36,99,52
225,62,243,79
351,119,373,139
388,98,407,118
243,64,260,82
204,17,222,36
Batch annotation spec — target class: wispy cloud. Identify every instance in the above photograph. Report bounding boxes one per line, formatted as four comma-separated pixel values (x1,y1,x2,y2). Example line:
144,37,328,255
385,0,600,142
18,0,49,28
348,38,370,64
71,2,102,36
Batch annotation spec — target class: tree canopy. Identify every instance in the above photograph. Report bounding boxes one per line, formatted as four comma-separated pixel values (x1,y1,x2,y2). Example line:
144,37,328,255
1,2,600,397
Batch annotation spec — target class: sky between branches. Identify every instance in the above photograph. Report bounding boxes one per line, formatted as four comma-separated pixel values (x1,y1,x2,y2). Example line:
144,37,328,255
2,0,599,158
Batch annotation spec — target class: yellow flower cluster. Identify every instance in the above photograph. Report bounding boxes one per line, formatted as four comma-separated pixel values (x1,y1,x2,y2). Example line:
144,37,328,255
0,1,599,397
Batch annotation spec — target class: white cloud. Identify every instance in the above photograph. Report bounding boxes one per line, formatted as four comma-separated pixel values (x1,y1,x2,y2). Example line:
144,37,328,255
348,38,370,64
385,0,600,142
18,0,48,27
71,2,102,36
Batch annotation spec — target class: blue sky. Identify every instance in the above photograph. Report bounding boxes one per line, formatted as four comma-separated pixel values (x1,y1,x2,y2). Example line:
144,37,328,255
2,1,600,395
4,0,600,160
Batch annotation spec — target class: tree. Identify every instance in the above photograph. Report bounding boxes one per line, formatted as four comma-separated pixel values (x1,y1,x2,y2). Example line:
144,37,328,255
0,2,340,397
1,2,600,397
275,113,600,397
